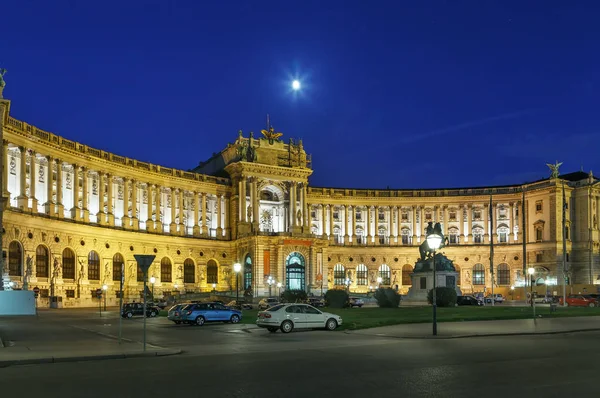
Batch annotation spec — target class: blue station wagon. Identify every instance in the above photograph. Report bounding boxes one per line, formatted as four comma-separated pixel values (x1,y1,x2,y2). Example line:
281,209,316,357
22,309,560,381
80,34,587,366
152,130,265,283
181,302,243,326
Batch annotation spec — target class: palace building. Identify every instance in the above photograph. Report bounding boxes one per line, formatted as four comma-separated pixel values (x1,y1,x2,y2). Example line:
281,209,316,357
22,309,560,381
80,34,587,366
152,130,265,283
1,90,599,308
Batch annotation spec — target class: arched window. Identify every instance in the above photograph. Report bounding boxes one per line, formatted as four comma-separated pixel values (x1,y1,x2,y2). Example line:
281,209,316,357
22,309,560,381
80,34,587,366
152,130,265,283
455,264,461,286
244,255,252,289
356,264,368,286
88,251,100,280
160,257,172,283
497,263,510,285
286,252,305,290
333,264,345,285
62,248,76,279
112,253,124,282
8,241,22,276
402,264,413,286
207,260,218,284
184,259,195,283
378,264,391,285
311,225,319,235
473,263,485,285
35,245,49,278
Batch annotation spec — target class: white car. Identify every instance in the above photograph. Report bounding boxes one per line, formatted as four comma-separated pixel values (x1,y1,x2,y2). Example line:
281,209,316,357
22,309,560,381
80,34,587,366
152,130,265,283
256,303,343,333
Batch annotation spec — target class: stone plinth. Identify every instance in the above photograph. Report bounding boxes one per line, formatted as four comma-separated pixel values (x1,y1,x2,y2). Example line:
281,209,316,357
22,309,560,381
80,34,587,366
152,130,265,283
406,253,462,301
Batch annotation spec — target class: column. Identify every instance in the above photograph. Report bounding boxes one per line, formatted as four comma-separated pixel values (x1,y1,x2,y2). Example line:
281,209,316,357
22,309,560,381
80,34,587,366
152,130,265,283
352,206,357,242
170,188,177,234
122,178,130,228
201,192,207,235
458,205,464,242
252,179,259,227
484,203,490,243
375,206,380,245
224,197,230,238
16,146,28,209
2,141,9,197
238,180,243,221
146,184,154,232
366,205,372,243
44,156,55,215
467,204,473,241
290,182,296,228
508,202,514,243
329,204,334,240
155,186,163,233
419,207,425,241
216,194,223,237
516,201,522,243
410,205,419,246
56,161,64,219
241,177,247,222
344,205,349,241
178,189,185,236
70,165,81,220
491,203,498,243
97,172,105,223
443,206,449,233
299,184,305,227
303,184,309,227
30,153,38,212
193,191,200,236
82,167,89,222
106,174,114,226
131,180,139,230
321,205,327,237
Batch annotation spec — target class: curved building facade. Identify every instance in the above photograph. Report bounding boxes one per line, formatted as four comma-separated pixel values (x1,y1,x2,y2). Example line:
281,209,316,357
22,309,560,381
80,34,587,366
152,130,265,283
1,93,599,307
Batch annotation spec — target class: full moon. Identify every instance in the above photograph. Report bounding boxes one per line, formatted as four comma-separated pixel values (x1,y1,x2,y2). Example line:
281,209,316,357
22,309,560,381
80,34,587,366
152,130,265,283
292,80,301,90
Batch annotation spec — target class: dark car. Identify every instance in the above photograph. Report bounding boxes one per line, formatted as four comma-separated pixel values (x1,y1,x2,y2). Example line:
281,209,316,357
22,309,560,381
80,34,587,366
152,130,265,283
456,296,483,306
121,302,160,318
226,300,254,310
306,297,325,307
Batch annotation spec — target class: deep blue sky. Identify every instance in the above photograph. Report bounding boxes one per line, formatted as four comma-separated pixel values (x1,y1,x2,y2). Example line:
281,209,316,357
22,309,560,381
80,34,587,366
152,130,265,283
2,1,599,189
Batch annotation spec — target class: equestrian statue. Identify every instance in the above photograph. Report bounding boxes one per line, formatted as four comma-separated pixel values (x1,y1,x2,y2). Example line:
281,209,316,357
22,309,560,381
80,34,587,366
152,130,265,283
418,221,449,261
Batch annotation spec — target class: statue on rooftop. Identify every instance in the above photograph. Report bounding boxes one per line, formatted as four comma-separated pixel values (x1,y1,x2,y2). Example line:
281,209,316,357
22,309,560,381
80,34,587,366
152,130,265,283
0,68,6,98
260,126,283,144
546,161,562,179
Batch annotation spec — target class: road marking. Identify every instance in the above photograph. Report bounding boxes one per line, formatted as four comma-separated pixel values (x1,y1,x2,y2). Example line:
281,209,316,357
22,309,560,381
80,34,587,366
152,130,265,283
69,325,164,349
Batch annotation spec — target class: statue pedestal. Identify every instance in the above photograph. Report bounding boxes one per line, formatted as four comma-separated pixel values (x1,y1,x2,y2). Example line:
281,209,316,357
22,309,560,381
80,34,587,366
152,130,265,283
405,253,462,301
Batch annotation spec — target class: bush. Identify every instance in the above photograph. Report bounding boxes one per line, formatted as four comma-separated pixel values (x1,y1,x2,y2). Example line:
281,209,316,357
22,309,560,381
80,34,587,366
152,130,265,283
280,289,308,303
374,287,402,308
427,287,457,307
324,289,349,308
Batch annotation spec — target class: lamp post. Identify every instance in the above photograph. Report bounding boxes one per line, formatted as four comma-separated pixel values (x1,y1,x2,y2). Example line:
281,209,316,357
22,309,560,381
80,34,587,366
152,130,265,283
510,285,515,300
174,283,179,302
150,276,156,302
528,267,536,319
267,276,274,296
102,284,108,311
276,282,282,296
345,278,350,292
233,262,241,304
376,276,382,288
426,230,443,336
212,283,216,293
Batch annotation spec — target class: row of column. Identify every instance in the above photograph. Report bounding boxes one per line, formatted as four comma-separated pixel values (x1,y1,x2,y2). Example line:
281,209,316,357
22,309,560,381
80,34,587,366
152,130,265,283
3,144,228,238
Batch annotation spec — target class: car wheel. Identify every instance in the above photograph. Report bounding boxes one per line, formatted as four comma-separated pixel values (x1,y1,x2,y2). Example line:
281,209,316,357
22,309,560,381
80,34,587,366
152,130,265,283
326,318,338,331
174,321,181,324
230,314,240,323
589,302,596,308
150,311,157,317
267,327,278,333
195,316,205,326
280,320,294,333
126,312,133,318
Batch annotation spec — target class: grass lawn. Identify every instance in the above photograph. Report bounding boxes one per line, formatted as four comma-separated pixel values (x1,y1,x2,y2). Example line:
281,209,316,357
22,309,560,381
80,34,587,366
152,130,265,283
236,305,600,331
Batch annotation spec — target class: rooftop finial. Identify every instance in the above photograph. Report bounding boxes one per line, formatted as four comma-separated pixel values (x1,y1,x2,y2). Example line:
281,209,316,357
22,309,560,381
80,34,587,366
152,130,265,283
0,68,6,98
266,114,271,130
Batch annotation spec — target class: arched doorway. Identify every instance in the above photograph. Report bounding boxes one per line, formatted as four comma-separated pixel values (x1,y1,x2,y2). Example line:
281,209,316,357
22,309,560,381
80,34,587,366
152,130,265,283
285,252,305,291
402,264,413,287
244,254,252,290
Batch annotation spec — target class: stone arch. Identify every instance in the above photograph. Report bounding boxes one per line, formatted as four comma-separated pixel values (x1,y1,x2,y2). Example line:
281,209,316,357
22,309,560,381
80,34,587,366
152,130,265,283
183,258,195,284
35,244,51,278
62,247,77,279
285,252,306,291
112,253,125,283
160,256,173,283
87,250,101,281
402,264,413,286
8,240,23,277
497,263,510,285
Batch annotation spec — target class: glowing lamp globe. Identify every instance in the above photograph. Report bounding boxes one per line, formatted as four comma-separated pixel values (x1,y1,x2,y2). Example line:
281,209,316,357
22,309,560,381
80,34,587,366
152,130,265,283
292,80,301,90
150,277,156,284
233,262,242,273
527,267,535,276
426,233,443,250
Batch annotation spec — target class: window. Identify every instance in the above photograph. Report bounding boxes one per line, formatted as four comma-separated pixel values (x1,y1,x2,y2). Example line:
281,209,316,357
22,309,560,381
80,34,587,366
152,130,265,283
536,201,543,213
536,253,543,263
63,248,76,279
378,227,387,244
355,210,362,221
401,229,411,245
448,228,458,244
184,259,195,283
566,253,570,262
449,211,456,221
302,305,321,315
137,264,144,282
160,257,172,283
378,264,391,285
88,251,100,280
311,210,316,219
425,211,432,221
473,210,481,220
497,263,510,285
473,264,485,285
455,265,461,286
65,289,75,298
207,260,218,284
378,211,385,221
8,241,22,276
473,228,483,244
565,227,570,240
498,227,508,243
333,264,345,285
35,245,49,278
536,228,543,241
285,252,305,291
244,255,252,289
112,253,124,282
402,264,413,286
356,264,368,286
333,210,339,220
355,228,364,244
401,212,408,221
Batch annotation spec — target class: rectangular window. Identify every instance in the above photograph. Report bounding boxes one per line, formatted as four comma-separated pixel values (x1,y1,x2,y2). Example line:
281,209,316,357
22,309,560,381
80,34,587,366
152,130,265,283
536,253,543,263
40,289,49,298
425,212,432,221
402,235,409,245
333,211,339,220
449,234,457,244
137,265,144,282
378,213,385,221
536,228,543,241
565,227,570,240
356,212,362,221
311,211,316,219
474,233,482,244
401,212,408,221
184,266,195,284
356,270,367,286
449,211,456,221
499,232,507,243
566,253,570,262
536,201,543,213
474,210,481,220
65,290,75,298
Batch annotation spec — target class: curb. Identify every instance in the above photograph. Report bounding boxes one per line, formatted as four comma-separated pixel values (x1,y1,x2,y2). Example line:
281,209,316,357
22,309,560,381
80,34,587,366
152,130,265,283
0,348,182,368
345,328,600,340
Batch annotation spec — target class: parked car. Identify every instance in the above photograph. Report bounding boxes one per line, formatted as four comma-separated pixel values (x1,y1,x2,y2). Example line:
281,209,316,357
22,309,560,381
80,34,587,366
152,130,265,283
167,303,189,324
306,297,325,307
484,294,504,304
258,297,280,310
121,302,160,318
349,297,364,308
456,295,483,306
226,300,254,310
559,294,599,307
256,303,343,333
180,302,243,326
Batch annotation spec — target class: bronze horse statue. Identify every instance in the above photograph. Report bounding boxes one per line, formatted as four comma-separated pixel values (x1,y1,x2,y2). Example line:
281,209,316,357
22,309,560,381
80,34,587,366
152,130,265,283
418,222,449,261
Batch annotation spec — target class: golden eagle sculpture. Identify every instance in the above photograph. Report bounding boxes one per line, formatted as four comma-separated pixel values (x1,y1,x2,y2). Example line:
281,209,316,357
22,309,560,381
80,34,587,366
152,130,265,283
260,126,283,143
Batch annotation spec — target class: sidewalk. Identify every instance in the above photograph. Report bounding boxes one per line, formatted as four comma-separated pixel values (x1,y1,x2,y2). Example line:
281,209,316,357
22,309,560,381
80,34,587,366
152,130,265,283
0,315,181,367
348,315,600,339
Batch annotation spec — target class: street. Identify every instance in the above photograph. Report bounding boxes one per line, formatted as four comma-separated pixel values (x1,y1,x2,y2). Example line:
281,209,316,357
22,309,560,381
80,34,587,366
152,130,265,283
0,309,598,397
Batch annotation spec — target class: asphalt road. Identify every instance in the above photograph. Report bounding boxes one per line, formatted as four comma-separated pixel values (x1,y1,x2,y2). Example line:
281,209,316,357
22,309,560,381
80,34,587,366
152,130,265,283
1,309,598,397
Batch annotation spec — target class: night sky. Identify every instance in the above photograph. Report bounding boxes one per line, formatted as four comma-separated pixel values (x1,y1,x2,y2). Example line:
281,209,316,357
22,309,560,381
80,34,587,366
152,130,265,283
2,1,599,189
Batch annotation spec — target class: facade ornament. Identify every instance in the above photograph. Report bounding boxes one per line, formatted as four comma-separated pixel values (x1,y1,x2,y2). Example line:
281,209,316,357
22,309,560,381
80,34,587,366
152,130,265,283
0,68,6,98
260,126,283,144
546,161,562,179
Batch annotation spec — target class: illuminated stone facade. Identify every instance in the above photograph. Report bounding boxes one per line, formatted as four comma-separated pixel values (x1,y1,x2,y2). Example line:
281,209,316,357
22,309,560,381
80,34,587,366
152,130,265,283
1,94,599,307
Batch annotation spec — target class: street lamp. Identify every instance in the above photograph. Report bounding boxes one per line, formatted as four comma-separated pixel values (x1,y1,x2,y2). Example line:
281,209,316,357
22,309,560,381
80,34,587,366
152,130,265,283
102,284,108,311
510,285,515,300
276,282,282,296
150,276,156,302
426,230,443,336
528,267,536,318
267,276,274,296
233,262,242,304
345,278,351,292
212,283,216,293
174,283,179,302
376,276,382,288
